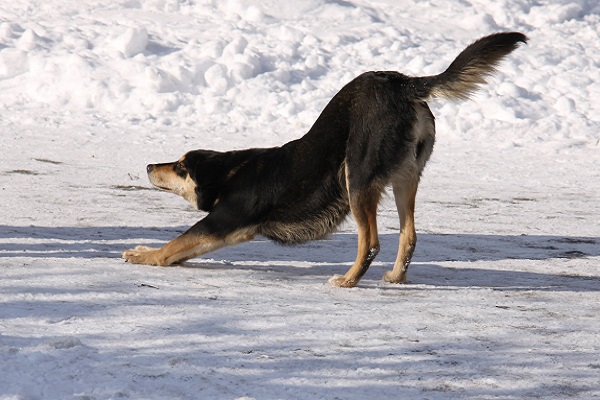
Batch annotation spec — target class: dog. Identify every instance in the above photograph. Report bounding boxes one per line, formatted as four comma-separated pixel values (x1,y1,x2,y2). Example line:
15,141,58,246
123,32,527,288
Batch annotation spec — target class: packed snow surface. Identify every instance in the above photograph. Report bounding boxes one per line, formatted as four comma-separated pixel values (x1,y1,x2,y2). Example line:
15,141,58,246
1,0,599,399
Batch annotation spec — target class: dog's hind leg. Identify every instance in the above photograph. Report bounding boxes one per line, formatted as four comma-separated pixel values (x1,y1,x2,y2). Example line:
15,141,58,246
330,188,381,288
384,179,418,283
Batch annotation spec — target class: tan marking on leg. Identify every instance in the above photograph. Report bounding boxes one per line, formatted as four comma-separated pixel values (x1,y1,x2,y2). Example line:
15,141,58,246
162,234,227,265
123,228,255,266
330,189,381,288
384,181,418,283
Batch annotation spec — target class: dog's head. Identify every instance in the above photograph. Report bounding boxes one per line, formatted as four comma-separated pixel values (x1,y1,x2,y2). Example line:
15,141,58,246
146,150,221,211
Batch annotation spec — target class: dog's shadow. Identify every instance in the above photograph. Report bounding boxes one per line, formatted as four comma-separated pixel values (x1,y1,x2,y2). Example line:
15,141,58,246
1,225,598,291
189,232,600,292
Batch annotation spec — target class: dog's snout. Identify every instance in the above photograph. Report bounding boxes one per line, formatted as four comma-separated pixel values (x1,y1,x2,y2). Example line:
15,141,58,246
146,164,155,174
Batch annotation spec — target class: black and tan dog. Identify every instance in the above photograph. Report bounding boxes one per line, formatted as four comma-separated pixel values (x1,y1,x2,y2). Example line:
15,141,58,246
124,32,527,287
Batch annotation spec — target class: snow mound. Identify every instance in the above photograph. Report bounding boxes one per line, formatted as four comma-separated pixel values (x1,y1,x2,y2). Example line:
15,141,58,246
112,26,149,58
0,0,596,149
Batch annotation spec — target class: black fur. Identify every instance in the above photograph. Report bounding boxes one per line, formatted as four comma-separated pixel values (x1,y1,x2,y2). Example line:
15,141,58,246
180,71,433,244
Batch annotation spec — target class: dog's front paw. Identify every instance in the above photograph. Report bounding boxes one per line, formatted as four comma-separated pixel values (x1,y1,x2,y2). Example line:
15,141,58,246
123,246,167,266
328,274,359,288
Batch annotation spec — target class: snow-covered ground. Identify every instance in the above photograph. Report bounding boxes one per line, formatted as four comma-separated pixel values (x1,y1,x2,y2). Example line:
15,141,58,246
1,0,599,398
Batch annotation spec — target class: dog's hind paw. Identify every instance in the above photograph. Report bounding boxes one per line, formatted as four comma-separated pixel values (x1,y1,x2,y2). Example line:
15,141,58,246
383,270,408,284
328,274,359,288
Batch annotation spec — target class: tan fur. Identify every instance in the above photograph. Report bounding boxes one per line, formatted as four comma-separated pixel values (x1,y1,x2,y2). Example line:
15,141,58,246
384,181,418,283
330,183,382,288
123,228,256,266
429,71,489,101
147,162,199,208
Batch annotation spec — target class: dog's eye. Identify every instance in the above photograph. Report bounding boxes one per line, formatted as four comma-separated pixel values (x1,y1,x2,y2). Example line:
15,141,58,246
174,162,187,177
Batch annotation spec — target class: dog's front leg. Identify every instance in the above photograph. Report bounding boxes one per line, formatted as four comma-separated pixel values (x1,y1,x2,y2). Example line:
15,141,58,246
123,233,224,266
123,219,256,266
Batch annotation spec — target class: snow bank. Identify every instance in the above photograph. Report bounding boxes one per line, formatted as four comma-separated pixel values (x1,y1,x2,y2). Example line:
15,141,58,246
0,0,598,149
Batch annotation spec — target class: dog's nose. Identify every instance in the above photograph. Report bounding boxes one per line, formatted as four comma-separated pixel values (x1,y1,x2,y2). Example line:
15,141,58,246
146,164,155,174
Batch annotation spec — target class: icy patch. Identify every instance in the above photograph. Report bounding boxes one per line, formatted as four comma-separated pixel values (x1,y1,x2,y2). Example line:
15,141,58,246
45,337,83,350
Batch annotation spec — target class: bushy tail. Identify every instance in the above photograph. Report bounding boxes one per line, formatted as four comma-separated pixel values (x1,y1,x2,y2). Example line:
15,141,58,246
414,32,528,101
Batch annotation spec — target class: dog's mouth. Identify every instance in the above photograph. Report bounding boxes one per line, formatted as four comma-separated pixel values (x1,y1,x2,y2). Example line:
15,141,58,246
148,169,181,193
149,178,181,194
153,184,174,192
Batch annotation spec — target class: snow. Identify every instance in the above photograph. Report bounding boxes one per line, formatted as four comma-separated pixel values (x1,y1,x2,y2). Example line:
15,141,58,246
1,0,599,398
